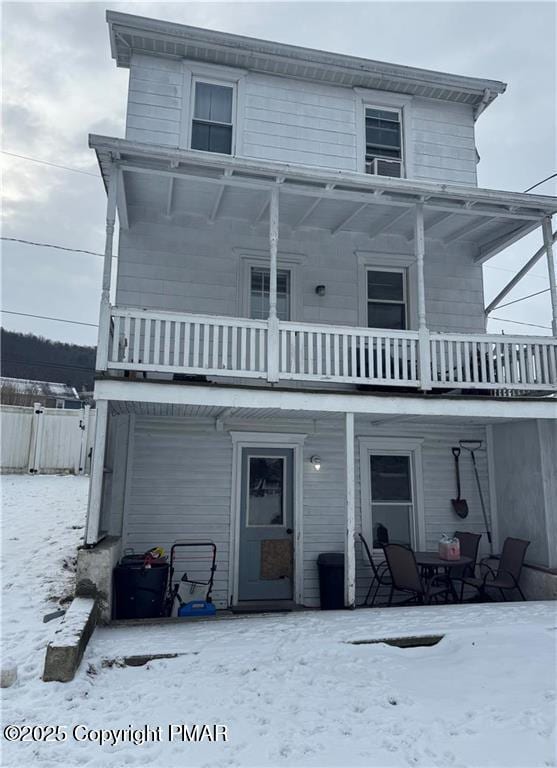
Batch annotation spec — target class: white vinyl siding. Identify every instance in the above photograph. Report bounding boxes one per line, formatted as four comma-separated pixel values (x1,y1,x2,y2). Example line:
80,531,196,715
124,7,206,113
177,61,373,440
118,414,492,609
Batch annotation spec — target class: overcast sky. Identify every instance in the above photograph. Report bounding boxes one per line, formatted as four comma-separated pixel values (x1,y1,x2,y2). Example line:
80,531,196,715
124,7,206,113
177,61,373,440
2,0,556,347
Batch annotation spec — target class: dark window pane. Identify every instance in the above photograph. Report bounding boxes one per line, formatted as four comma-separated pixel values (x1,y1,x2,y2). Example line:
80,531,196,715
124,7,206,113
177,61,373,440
194,82,232,123
366,108,399,122
248,457,284,526
367,302,406,330
370,455,411,502
191,121,210,152
367,271,404,301
372,504,412,547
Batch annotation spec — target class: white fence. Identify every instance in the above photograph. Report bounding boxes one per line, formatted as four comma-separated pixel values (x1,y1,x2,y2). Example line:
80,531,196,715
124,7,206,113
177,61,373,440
0,404,97,474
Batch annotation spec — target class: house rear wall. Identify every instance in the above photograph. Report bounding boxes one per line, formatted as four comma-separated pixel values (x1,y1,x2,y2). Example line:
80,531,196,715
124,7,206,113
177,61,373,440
117,414,492,608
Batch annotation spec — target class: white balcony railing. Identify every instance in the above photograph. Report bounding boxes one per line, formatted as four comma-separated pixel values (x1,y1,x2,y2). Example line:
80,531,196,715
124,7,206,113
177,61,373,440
102,306,557,394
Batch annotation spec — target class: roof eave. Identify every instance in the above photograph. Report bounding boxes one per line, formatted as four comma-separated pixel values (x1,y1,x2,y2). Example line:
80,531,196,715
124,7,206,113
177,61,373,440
105,11,506,112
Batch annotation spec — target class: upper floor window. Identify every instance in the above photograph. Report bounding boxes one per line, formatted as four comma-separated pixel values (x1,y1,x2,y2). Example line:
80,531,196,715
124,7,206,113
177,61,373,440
191,81,233,155
365,107,403,178
367,268,407,330
250,267,291,321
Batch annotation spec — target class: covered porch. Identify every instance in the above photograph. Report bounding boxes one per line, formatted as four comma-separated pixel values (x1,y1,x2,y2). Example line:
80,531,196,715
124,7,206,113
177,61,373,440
83,380,557,617
91,136,557,396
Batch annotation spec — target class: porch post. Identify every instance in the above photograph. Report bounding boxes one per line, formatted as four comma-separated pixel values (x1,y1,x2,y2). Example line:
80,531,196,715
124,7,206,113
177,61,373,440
415,202,431,390
85,399,108,546
345,412,356,608
267,186,280,382
96,168,118,371
542,216,557,336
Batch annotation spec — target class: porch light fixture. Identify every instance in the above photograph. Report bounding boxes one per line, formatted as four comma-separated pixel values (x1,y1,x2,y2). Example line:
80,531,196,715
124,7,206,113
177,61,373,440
311,455,322,471
315,285,326,296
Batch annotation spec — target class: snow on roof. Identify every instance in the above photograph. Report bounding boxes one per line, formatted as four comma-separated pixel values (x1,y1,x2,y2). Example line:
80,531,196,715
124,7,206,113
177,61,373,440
0,377,80,400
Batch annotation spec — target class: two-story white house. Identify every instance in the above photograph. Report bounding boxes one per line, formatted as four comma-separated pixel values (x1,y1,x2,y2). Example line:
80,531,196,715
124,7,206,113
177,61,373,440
80,11,557,617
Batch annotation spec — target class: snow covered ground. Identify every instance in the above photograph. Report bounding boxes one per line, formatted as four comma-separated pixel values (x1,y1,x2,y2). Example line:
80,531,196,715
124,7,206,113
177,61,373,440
1,475,556,768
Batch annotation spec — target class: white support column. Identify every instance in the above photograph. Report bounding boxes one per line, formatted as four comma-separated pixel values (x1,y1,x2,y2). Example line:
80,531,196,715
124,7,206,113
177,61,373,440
96,169,119,371
85,400,108,546
542,216,557,336
267,186,280,382
344,411,356,608
415,203,431,390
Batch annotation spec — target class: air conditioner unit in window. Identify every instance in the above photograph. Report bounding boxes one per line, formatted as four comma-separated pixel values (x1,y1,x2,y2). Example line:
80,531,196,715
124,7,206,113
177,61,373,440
366,158,402,178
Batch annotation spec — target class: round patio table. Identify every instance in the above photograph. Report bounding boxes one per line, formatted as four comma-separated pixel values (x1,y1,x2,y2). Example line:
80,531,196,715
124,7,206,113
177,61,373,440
414,551,473,602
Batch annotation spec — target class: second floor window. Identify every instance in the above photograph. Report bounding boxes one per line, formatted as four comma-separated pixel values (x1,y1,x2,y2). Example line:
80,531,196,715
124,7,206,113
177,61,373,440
367,269,407,330
365,107,403,178
250,267,291,321
191,81,233,155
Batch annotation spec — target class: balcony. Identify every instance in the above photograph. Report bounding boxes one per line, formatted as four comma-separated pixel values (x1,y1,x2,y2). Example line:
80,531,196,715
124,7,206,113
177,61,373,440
100,306,557,395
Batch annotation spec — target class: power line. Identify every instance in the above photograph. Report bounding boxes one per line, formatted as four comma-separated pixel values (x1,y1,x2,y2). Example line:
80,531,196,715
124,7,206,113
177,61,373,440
485,264,547,281
3,358,94,373
2,150,99,178
1,310,98,328
1,237,104,258
490,316,551,330
523,173,557,194
495,288,550,310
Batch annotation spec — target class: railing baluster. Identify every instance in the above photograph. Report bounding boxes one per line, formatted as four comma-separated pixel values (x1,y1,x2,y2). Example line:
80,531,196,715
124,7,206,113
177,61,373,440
447,340,454,383
182,322,190,369
316,333,323,376
463,341,471,383
518,343,526,385
548,343,557,384
280,327,287,373
258,327,264,372
111,314,121,362
222,325,229,370
248,326,255,372
534,344,542,385
376,337,383,380
298,331,305,375
541,344,550,385
163,321,171,367
152,319,160,366
132,317,140,364
230,325,238,371
308,332,314,375
240,326,247,371
503,342,511,385
143,318,151,366
123,315,131,363
193,322,200,368
212,325,220,370
510,343,518,385
173,322,180,367
410,338,417,383
471,340,478,384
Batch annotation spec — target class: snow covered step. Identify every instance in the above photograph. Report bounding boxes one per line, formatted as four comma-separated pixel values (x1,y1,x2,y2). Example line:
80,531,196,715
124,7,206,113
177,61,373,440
43,597,97,683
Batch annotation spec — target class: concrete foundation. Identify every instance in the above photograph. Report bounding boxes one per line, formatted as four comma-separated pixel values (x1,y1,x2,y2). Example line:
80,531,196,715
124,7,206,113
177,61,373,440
43,597,97,683
76,536,121,622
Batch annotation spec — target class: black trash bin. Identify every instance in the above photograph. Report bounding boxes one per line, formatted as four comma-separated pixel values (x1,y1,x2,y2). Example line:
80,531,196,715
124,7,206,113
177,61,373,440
113,558,169,620
317,552,345,610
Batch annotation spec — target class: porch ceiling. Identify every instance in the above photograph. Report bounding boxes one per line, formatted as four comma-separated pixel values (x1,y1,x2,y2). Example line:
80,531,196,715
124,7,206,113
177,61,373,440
91,135,557,265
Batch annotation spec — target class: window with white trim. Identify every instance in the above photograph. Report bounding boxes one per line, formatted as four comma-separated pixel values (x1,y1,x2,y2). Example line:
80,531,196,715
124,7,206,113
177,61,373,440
366,268,407,330
191,80,234,155
365,106,403,178
249,267,291,321
370,453,415,548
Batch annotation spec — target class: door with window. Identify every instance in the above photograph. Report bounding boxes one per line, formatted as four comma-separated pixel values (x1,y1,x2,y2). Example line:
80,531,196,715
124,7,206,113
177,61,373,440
369,453,415,549
238,448,294,601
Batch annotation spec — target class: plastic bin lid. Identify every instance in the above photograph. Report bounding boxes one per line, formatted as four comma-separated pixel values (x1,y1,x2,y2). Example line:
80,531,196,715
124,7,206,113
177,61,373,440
317,552,344,566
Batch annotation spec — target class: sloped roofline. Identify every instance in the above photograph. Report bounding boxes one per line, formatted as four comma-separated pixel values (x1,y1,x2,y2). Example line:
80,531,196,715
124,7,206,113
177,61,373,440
106,10,506,116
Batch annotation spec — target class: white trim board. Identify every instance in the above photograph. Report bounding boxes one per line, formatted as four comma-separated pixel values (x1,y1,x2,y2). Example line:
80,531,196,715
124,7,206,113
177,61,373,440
228,431,306,606
358,436,426,552
95,380,557,421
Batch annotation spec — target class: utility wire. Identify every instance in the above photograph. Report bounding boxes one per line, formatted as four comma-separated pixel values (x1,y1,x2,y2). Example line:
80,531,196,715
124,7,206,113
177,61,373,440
495,288,550,310
3,358,94,373
1,237,104,258
523,173,557,194
1,310,98,328
1,150,98,178
490,316,551,330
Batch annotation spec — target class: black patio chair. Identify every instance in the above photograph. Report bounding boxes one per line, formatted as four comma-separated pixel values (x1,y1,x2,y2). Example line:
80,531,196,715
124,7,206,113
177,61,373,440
451,531,482,601
358,533,391,607
383,543,451,606
460,537,530,601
